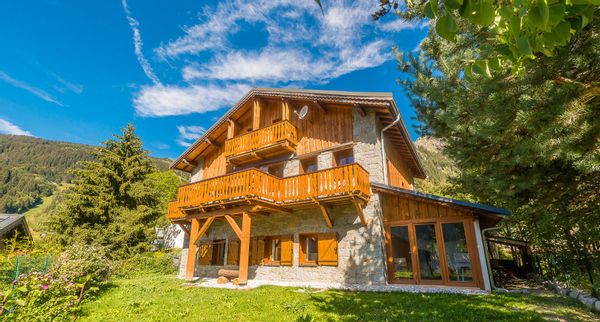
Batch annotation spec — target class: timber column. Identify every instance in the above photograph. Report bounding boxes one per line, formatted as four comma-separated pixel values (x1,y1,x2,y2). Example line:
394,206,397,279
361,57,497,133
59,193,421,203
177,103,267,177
238,213,252,285
185,218,200,281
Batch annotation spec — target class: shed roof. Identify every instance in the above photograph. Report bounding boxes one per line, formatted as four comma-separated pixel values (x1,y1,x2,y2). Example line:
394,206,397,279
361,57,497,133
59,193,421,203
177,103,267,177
0,214,31,238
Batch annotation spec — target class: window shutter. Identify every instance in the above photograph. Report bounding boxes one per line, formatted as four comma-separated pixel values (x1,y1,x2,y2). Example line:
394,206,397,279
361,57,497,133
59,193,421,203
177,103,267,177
198,242,212,265
257,238,265,265
227,240,239,265
317,233,338,266
299,235,307,265
280,235,293,266
250,238,258,265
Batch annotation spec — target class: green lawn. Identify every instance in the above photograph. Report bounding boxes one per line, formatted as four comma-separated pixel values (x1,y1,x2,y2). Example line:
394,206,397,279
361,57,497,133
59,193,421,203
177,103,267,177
79,275,599,322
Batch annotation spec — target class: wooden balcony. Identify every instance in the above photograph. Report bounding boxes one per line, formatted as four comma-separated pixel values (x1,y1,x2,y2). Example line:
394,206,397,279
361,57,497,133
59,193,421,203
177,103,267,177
224,120,297,165
169,163,370,218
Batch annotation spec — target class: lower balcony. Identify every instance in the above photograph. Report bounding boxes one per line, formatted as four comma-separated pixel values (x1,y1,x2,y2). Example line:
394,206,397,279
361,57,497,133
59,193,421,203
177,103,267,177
166,163,370,220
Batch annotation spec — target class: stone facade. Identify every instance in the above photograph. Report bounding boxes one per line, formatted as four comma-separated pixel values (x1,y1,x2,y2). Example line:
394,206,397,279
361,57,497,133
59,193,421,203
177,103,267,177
194,202,386,285
283,158,299,177
352,108,384,183
190,159,204,182
317,151,333,170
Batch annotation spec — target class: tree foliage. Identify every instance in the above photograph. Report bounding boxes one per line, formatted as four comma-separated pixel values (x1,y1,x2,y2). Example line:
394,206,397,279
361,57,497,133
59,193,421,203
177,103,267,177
46,125,182,258
398,9,599,287
374,0,599,75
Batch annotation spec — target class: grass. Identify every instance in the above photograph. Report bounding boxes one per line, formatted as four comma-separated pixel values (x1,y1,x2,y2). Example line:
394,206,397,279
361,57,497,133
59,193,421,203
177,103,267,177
79,275,599,322
23,193,56,240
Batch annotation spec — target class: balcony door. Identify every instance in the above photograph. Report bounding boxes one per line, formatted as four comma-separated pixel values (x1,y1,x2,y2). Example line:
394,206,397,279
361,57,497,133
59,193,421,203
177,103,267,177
388,219,479,287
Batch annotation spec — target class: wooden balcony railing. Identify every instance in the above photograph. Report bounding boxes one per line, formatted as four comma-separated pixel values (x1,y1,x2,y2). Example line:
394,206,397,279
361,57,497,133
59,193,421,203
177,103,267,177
167,200,184,220
224,120,297,163
170,163,370,217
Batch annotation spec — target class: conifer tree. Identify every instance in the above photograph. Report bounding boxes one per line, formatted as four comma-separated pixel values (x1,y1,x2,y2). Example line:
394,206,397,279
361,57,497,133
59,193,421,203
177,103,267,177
47,124,165,257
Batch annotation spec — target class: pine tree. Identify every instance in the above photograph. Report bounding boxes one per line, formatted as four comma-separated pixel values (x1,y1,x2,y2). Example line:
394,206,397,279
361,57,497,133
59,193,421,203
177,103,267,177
46,124,165,257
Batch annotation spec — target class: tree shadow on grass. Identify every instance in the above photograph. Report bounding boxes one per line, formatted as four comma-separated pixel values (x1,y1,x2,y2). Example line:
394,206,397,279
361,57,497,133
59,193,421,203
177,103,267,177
305,290,598,322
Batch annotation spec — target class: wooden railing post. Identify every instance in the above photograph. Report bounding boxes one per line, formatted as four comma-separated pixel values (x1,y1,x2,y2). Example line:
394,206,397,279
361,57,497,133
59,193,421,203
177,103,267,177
238,212,252,285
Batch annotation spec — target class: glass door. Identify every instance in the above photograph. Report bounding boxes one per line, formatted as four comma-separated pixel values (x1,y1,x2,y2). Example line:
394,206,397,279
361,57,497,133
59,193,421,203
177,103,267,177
414,224,443,282
441,222,474,283
389,226,414,282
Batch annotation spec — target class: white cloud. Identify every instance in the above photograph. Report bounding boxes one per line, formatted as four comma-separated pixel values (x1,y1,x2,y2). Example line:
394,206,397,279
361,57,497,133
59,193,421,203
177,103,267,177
0,70,63,106
0,118,33,136
378,19,428,32
176,125,206,147
52,74,83,94
133,83,251,117
122,0,161,85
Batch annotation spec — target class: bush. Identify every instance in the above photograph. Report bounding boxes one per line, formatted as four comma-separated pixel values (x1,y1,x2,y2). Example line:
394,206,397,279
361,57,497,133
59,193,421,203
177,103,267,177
0,243,110,321
112,250,178,278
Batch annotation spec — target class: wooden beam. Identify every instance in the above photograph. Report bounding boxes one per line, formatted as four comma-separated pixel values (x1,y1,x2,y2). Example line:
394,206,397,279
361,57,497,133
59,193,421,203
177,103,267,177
314,199,333,228
354,104,366,117
206,138,220,148
182,159,197,168
185,218,200,281
224,215,242,239
313,100,327,113
177,223,191,237
192,216,215,244
282,99,291,121
183,205,255,220
238,212,252,285
252,98,261,130
353,197,368,226
227,119,237,139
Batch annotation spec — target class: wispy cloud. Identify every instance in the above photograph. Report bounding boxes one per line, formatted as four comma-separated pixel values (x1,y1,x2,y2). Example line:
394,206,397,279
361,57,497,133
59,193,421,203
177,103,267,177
130,0,429,118
121,0,161,85
0,70,63,106
52,74,83,94
176,125,206,147
0,118,33,136
133,83,251,117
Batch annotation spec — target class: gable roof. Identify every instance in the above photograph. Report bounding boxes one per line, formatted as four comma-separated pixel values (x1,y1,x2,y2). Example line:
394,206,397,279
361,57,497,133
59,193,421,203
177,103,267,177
0,214,31,238
371,182,511,216
171,88,426,178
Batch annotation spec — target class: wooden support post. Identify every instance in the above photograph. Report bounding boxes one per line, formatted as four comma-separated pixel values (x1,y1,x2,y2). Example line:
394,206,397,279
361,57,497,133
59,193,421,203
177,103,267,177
227,119,236,139
315,200,333,228
313,100,327,113
238,212,252,285
177,222,191,237
252,99,261,130
193,217,215,244
352,198,367,225
185,218,200,281
282,99,291,121
224,215,242,239
206,138,219,148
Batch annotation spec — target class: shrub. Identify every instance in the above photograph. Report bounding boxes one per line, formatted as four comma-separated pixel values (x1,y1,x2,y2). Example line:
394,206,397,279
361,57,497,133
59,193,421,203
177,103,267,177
0,242,110,321
113,250,178,278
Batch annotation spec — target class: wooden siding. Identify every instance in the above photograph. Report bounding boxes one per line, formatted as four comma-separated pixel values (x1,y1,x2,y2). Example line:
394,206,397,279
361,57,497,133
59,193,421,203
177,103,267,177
381,194,470,223
293,104,353,156
202,146,228,180
385,134,412,189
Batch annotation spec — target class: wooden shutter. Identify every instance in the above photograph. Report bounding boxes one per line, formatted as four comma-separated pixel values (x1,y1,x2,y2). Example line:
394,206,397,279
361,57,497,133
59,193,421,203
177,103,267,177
298,235,307,265
257,238,266,265
250,238,258,265
280,235,293,266
198,242,213,265
227,240,240,265
317,233,338,266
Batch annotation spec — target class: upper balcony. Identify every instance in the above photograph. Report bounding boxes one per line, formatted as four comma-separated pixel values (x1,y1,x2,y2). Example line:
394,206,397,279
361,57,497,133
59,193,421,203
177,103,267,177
167,163,370,220
224,120,297,165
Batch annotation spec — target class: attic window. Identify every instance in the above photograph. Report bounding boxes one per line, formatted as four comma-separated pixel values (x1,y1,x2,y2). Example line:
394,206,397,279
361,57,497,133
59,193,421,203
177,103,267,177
334,149,354,167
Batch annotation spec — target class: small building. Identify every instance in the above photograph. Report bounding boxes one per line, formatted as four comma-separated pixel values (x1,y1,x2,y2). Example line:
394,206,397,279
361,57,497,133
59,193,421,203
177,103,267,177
0,214,32,250
166,88,510,290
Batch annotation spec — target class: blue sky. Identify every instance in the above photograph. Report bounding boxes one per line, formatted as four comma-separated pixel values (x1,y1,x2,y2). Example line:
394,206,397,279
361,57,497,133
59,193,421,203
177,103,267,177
0,0,428,159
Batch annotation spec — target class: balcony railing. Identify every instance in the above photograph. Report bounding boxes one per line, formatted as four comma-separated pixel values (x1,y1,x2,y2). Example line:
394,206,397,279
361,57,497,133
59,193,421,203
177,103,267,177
167,200,184,220
224,120,297,164
169,163,370,217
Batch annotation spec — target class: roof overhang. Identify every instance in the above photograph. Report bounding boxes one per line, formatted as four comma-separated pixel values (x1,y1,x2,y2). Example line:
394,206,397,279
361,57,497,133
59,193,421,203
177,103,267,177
371,182,511,219
170,88,426,178
0,214,32,239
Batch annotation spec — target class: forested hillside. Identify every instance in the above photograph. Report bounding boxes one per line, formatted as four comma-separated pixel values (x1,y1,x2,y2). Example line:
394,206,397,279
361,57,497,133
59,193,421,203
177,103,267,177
413,136,459,197
0,135,174,213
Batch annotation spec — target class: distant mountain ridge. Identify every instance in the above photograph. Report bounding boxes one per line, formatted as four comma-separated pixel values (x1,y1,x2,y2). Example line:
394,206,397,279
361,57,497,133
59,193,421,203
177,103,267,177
0,134,173,213
413,136,459,197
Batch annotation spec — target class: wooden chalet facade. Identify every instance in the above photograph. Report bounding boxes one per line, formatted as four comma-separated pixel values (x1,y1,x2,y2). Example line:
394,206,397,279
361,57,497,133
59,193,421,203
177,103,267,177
167,88,509,289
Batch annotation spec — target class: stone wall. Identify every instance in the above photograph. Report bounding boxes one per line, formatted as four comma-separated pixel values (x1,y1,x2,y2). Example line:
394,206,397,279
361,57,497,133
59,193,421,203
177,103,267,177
194,203,387,285
352,108,384,183
190,159,205,182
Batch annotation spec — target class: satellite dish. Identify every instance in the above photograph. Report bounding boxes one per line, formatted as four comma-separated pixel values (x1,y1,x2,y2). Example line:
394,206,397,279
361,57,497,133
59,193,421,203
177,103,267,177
295,105,309,120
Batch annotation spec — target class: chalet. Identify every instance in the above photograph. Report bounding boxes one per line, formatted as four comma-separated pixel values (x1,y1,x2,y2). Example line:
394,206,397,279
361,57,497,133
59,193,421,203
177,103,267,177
167,88,509,290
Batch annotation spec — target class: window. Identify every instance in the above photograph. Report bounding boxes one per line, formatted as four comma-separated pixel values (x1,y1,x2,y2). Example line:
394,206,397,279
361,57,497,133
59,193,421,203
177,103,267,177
198,240,226,266
299,233,338,266
271,238,282,262
334,149,354,166
300,157,318,174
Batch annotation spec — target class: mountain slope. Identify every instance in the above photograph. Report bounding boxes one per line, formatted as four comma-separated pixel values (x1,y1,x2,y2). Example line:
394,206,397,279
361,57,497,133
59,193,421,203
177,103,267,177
0,135,174,213
413,136,459,197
